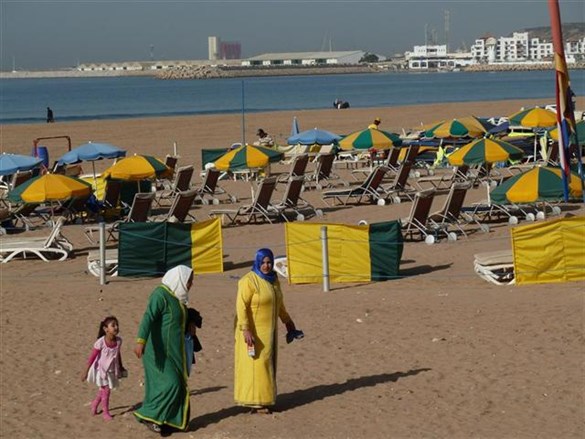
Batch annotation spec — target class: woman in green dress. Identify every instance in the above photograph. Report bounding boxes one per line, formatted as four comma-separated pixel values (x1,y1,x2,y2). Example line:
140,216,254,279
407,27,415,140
134,265,193,434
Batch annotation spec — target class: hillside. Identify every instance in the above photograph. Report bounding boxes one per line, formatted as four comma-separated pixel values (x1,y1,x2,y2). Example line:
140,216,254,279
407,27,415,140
516,22,585,41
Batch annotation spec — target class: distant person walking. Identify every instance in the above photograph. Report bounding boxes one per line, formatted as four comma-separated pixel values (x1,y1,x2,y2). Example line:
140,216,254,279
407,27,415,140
368,117,381,129
46,107,54,123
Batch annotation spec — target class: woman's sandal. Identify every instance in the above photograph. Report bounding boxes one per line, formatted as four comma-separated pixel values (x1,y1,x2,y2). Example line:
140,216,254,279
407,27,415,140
143,421,162,433
250,407,272,415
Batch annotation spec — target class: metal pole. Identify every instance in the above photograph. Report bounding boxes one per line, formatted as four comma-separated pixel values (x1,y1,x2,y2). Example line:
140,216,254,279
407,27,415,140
320,225,330,292
99,222,106,286
241,80,246,146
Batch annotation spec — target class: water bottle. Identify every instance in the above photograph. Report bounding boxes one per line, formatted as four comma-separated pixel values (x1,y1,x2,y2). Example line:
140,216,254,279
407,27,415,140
247,343,255,358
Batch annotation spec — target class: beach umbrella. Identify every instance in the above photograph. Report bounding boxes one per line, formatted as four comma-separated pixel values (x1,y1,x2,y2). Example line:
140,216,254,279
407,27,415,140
507,108,557,161
288,128,342,146
424,116,489,139
57,142,127,187
213,144,283,171
290,117,300,137
549,119,585,145
102,154,172,181
0,153,43,176
490,166,582,204
508,107,557,128
447,138,524,166
8,174,93,204
338,128,402,150
57,142,126,165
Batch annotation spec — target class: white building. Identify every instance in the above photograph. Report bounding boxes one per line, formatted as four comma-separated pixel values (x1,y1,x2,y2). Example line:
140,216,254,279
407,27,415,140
404,45,474,70
208,36,220,61
241,51,366,67
471,32,585,64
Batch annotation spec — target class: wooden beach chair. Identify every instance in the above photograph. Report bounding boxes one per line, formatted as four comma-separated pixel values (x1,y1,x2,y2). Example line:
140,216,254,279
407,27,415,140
209,176,278,225
322,165,390,206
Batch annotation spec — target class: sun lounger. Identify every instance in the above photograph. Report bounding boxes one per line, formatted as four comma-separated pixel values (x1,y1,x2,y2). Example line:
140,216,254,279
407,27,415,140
209,176,278,225
0,217,72,263
87,249,119,277
473,250,515,285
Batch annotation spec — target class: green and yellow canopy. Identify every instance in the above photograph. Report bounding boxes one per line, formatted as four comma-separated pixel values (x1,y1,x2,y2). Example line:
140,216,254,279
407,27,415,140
508,107,556,128
214,144,283,171
338,128,402,150
102,155,172,181
490,166,583,204
549,119,585,144
8,174,92,203
447,138,524,166
424,116,488,139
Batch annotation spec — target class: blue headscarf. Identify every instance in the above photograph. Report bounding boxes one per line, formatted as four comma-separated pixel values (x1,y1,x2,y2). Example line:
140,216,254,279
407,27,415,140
252,248,277,283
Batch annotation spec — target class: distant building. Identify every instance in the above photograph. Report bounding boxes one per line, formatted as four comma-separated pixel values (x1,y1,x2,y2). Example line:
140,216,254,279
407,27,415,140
208,36,220,61
471,32,585,64
220,41,241,60
404,45,474,70
208,36,241,60
241,51,365,67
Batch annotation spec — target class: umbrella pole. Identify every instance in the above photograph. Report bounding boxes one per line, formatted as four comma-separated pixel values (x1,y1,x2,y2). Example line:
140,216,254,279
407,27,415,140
92,162,98,190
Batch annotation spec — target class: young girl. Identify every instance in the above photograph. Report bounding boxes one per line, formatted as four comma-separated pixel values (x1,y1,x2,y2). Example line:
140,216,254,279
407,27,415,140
81,316,126,421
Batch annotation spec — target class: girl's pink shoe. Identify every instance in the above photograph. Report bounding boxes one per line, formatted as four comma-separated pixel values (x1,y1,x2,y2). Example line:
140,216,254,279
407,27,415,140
101,387,113,421
90,395,102,415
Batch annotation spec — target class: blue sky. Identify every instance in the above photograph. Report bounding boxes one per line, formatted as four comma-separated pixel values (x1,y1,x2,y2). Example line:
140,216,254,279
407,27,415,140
1,0,583,70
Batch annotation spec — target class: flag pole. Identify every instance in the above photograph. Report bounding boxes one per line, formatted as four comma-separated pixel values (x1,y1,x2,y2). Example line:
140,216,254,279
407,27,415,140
241,80,246,146
548,0,584,202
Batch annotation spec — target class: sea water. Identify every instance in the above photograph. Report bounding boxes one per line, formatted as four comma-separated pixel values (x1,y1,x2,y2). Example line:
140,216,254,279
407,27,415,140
1,70,584,125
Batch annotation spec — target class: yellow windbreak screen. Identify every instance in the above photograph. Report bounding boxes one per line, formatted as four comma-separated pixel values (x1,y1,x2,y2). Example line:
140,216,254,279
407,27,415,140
513,216,585,285
190,217,224,274
286,223,371,284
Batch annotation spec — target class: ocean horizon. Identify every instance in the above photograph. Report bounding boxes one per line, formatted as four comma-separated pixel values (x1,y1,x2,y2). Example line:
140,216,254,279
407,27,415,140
1,70,584,125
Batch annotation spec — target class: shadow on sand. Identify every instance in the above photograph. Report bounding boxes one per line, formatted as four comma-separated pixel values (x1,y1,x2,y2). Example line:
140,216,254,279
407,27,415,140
188,368,431,431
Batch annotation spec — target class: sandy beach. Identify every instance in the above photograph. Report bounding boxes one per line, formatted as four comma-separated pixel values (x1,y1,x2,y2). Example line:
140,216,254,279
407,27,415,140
1,98,584,439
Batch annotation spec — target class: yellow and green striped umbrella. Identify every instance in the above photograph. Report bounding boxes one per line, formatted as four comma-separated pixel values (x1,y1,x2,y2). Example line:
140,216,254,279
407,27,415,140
102,155,172,181
508,107,556,128
214,144,283,171
549,119,585,144
490,166,582,204
447,138,524,166
338,128,402,150
8,174,93,203
424,116,488,139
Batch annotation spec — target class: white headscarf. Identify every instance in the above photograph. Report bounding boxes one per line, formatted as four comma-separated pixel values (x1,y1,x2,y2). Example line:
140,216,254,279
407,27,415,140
162,265,193,305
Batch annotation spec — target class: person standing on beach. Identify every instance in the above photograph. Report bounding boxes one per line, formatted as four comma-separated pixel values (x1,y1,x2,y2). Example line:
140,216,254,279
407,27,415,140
46,107,54,123
234,248,301,414
134,265,193,434
81,316,127,421
368,117,381,129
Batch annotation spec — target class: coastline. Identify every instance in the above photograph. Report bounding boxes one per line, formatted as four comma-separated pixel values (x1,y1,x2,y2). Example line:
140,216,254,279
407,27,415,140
2,61,584,80
3,97,583,160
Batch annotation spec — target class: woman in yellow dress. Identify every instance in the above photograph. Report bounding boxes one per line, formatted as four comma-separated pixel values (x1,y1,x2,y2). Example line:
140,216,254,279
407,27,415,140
234,248,298,413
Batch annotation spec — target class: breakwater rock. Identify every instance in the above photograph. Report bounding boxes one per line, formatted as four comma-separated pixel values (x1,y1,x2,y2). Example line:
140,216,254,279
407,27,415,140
156,64,380,80
465,62,585,72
